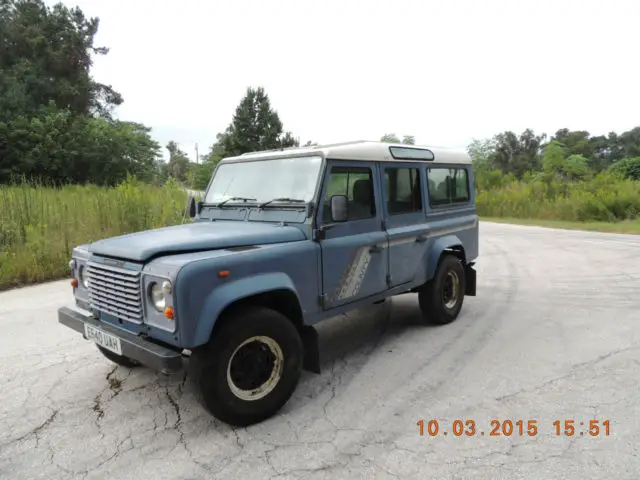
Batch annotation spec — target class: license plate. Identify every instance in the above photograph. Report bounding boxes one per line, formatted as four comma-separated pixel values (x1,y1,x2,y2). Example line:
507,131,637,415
84,324,123,356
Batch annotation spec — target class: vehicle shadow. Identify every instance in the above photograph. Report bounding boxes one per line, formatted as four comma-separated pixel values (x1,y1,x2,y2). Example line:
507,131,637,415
304,293,433,378
128,293,435,430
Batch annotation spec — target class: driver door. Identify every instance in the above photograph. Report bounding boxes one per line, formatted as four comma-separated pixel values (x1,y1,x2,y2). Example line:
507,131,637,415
316,160,389,309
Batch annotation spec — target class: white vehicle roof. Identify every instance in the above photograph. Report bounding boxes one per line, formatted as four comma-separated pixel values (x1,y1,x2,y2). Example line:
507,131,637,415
220,140,472,165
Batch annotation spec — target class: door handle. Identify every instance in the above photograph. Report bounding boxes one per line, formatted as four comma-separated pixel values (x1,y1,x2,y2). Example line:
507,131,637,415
416,235,428,243
369,245,383,254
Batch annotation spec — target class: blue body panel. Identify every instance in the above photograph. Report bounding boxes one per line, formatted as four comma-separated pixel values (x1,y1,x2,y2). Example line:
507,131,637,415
75,157,479,351
315,160,390,308
88,221,307,262
172,240,321,348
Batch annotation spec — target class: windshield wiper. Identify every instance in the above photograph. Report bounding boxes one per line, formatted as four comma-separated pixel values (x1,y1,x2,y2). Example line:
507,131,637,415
215,196,257,207
258,197,306,208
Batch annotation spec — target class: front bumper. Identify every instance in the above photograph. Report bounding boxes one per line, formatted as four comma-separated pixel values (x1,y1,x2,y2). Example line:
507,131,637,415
58,306,184,374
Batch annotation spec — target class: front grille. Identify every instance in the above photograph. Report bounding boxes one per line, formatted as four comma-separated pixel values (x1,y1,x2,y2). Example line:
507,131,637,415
86,262,143,323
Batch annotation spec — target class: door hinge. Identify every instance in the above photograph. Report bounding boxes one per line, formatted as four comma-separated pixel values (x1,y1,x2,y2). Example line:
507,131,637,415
386,274,392,287
313,227,326,241
381,219,387,230
318,293,327,307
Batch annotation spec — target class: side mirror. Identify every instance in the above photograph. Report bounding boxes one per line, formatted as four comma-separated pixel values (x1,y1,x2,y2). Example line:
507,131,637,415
187,196,196,218
196,200,203,215
330,195,348,222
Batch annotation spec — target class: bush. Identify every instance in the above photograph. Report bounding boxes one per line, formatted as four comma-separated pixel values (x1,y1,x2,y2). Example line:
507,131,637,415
0,177,189,290
476,172,640,222
608,157,640,181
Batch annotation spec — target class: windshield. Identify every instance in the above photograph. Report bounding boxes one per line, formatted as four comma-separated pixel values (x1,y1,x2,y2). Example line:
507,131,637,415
204,155,323,205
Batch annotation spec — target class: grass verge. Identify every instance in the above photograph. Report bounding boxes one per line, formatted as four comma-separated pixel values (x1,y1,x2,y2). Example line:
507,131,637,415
481,217,640,234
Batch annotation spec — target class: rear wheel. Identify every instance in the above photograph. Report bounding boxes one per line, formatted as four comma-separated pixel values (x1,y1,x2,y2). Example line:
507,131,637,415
96,345,141,368
189,306,303,426
418,254,466,325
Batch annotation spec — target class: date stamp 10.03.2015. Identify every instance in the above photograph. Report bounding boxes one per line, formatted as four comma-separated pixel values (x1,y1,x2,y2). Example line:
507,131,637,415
417,419,612,438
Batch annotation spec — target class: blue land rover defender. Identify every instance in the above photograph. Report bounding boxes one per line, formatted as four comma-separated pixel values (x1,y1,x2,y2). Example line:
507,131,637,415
58,141,478,426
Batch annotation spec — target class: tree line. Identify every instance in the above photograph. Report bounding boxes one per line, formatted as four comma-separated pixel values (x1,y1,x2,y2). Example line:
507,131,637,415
1,0,638,191
470,128,640,189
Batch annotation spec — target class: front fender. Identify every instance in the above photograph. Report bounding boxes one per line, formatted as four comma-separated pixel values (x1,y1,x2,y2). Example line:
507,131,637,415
192,272,300,347
426,234,465,279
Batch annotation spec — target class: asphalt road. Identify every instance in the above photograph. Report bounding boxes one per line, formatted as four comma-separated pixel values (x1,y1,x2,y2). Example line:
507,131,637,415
1,222,639,480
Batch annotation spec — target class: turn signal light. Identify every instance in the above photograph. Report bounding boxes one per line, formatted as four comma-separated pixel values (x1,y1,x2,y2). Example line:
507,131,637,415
71,279,78,288
164,306,175,320
218,270,230,278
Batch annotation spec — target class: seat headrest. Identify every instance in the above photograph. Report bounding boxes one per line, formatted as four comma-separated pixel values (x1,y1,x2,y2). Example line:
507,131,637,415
353,179,372,204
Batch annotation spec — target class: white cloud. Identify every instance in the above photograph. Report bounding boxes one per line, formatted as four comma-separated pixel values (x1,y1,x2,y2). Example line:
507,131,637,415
51,0,640,160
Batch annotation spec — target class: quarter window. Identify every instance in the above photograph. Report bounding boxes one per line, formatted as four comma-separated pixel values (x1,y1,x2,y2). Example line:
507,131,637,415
427,168,470,206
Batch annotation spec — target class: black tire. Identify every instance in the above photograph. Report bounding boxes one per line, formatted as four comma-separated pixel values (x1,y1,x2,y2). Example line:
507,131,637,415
189,306,304,427
418,254,466,325
96,345,141,368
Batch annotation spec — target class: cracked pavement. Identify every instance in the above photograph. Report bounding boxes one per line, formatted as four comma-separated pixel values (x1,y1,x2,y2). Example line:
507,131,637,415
1,221,639,479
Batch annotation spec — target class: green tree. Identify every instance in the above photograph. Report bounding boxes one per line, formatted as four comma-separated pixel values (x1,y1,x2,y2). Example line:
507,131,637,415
0,110,160,184
620,127,640,159
489,129,546,178
550,129,594,160
0,0,122,121
217,86,298,157
380,134,415,144
192,142,225,190
608,157,640,180
468,138,495,168
589,132,624,171
165,141,190,182
0,0,160,186
562,154,590,181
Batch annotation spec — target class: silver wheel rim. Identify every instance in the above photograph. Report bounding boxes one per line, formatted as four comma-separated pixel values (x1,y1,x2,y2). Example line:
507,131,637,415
442,271,460,309
226,335,284,401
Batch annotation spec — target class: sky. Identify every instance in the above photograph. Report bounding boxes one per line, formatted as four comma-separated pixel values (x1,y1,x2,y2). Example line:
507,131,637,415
50,0,640,161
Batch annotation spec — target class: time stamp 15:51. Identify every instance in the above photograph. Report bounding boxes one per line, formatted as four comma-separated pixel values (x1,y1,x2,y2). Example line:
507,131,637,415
417,419,612,437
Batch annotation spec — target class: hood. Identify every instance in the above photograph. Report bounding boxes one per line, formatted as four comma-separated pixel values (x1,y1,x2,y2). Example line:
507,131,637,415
88,221,306,262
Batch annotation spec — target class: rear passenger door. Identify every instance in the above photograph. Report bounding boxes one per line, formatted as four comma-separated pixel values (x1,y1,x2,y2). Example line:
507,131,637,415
382,163,431,287
316,161,389,309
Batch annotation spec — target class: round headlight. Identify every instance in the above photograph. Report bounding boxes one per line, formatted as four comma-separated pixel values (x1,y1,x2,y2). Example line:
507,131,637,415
149,282,165,311
79,266,89,289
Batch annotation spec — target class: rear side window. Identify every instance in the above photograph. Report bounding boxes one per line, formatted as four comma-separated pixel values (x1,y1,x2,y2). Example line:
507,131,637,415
427,167,470,206
384,167,422,214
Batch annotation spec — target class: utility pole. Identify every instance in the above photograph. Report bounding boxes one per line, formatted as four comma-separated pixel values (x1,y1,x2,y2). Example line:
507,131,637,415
195,143,199,164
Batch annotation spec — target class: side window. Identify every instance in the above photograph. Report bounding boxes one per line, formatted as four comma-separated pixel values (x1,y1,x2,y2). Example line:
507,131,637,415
323,165,375,222
384,167,422,215
427,167,470,206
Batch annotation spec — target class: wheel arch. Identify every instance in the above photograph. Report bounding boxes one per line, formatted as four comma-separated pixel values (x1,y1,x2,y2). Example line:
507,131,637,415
426,234,467,280
192,273,321,374
426,235,476,296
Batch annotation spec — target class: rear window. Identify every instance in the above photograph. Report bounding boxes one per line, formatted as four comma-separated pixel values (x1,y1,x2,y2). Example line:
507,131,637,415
426,167,470,206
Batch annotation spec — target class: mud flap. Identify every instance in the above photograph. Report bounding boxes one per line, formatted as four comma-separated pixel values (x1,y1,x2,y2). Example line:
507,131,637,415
464,263,477,296
300,325,321,374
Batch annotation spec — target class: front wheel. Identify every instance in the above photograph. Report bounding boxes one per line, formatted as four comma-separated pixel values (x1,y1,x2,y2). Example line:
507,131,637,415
189,306,303,426
418,254,466,325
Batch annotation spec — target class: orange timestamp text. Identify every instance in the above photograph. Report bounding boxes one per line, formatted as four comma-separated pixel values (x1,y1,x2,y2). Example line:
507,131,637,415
417,419,611,437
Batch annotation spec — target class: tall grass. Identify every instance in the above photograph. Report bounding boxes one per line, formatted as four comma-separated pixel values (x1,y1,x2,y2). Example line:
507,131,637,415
1,172,639,291
0,176,189,290
476,173,640,222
